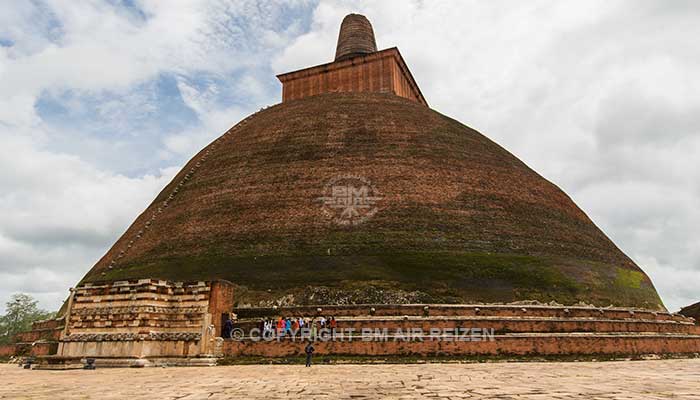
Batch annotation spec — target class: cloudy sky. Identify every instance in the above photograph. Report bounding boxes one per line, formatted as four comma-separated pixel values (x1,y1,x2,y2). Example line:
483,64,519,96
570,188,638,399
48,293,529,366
1,0,698,313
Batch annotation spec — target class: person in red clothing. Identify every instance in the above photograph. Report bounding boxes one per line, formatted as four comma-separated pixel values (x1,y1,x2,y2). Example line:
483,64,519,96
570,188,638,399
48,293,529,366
291,318,299,336
329,316,337,339
276,317,285,337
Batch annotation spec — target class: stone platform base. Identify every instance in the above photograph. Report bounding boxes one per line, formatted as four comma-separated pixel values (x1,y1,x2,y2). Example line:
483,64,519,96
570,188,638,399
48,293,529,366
227,304,700,358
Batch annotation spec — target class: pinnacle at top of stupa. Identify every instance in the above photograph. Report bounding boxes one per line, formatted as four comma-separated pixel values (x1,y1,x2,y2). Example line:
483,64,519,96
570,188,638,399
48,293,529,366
277,13,426,105
334,13,378,61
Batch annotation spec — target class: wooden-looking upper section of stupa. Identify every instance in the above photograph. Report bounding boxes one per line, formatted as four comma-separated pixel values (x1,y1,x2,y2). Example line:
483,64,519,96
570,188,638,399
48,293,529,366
277,14,427,106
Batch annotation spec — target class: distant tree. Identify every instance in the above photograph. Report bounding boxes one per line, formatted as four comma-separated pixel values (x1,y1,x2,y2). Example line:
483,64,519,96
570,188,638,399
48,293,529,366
0,294,54,344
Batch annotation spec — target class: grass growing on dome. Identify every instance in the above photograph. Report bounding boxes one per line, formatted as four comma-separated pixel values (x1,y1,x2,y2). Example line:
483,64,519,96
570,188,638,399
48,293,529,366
90,251,592,305
77,93,665,310
614,268,645,289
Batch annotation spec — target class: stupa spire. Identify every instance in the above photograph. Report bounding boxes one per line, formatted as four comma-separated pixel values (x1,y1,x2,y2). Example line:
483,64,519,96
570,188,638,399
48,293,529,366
277,13,427,106
334,14,377,61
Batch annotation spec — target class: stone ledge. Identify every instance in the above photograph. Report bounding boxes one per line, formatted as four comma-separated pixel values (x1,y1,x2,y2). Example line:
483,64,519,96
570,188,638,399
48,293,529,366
233,304,687,322
61,332,202,342
71,305,207,315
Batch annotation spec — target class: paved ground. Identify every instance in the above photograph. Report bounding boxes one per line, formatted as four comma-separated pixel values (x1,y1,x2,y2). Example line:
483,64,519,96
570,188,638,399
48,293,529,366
1,359,699,399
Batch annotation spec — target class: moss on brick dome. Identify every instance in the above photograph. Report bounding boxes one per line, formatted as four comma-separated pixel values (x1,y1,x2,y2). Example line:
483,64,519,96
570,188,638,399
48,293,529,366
81,92,663,310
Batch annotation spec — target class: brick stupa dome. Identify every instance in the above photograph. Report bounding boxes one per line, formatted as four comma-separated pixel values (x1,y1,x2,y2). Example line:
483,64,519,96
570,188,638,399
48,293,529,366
80,15,663,310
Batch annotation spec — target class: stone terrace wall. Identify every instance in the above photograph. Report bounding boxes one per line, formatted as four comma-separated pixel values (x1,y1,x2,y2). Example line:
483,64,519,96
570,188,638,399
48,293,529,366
233,304,689,322
224,334,700,358
0,344,15,357
15,317,64,343
58,279,233,359
226,304,700,358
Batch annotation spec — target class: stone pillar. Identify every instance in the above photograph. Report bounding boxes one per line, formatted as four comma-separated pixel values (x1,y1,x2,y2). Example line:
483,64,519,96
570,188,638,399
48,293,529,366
207,280,235,337
57,288,75,356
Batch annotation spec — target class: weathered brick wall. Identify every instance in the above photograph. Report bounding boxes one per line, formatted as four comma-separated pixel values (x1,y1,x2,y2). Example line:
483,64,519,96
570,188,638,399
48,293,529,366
27,342,58,356
225,303,700,358
233,304,688,322
67,280,211,334
334,14,377,61
680,301,700,323
30,318,64,331
78,92,663,309
0,344,15,357
233,317,700,336
15,327,62,343
278,49,426,106
57,279,234,358
209,280,235,336
223,335,700,357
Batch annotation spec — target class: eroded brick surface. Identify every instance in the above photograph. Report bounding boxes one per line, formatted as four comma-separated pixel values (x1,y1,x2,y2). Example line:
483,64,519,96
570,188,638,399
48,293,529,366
81,92,662,309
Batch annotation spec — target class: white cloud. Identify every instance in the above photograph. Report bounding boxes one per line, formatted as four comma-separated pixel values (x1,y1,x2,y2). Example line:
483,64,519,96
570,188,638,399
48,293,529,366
0,127,179,311
1,0,699,313
0,0,310,312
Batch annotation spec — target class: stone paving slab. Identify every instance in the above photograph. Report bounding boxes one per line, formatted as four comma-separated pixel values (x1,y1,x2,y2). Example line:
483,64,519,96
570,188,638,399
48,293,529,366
1,359,699,399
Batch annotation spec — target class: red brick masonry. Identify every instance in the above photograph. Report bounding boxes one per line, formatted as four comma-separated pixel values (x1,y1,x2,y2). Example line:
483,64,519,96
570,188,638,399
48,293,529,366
224,334,700,357
0,344,15,357
225,304,700,358
277,48,427,106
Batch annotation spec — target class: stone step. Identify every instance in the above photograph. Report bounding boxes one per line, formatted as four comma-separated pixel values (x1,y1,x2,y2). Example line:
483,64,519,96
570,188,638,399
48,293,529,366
233,304,689,323
232,316,700,335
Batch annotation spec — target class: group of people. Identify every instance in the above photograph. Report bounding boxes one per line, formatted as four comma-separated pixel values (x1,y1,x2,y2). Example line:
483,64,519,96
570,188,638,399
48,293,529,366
220,313,333,367
261,315,338,338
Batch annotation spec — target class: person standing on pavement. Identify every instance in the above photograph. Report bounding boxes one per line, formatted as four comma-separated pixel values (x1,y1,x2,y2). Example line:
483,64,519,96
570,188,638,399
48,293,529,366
304,341,315,367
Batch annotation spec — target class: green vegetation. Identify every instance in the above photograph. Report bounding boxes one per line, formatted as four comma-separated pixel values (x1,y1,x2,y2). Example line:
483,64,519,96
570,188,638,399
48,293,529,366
615,268,644,289
0,294,54,344
95,251,568,290
85,250,662,308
